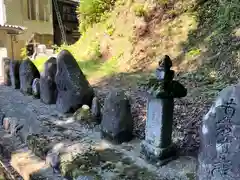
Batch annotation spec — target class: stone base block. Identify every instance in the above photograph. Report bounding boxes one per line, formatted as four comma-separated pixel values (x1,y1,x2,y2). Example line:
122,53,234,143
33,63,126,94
140,140,177,165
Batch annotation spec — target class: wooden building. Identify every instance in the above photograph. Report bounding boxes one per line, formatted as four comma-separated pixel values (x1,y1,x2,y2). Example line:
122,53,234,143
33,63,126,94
52,0,80,46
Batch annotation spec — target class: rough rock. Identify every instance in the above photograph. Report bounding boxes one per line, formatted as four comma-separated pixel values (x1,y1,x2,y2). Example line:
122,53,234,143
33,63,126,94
55,50,94,113
46,151,61,173
9,60,21,89
19,58,40,95
3,58,11,86
40,57,58,104
101,90,134,144
198,84,240,180
91,97,101,123
32,78,40,98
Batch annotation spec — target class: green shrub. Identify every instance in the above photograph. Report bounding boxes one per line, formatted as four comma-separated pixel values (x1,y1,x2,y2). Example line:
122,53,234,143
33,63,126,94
133,3,147,17
77,0,116,32
187,48,201,57
20,47,27,59
106,23,115,36
86,40,102,60
156,0,169,5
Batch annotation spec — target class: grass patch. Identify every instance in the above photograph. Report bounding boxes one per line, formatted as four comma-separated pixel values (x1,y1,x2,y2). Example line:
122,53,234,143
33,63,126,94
78,59,102,77
133,3,147,17
186,48,201,58
32,56,48,72
77,54,120,79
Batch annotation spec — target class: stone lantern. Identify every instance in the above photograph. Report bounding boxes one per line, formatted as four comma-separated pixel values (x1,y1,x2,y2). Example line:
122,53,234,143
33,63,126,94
141,55,187,164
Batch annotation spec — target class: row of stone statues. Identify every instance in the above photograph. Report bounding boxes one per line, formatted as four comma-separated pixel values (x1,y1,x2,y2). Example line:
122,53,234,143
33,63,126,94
4,50,94,114
3,50,133,145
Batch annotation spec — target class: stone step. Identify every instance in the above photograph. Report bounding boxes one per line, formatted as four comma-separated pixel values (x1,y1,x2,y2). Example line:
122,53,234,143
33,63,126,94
0,129,64,180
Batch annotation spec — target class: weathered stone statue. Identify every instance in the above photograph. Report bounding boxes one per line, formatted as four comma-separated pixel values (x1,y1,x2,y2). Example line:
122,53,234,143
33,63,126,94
9,60,21,89
32,78,40,99
40,57,57,104
3,58,11,86
91,97,102,123
141,55,187,164
55,50,94,113
101,90,133,144
19,58,40,95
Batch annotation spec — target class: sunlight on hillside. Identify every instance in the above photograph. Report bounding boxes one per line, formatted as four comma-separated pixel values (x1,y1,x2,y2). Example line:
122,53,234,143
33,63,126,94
32,57,48,72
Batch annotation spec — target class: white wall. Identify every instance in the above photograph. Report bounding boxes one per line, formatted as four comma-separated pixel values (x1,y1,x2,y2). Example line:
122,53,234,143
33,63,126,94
0,0,6,25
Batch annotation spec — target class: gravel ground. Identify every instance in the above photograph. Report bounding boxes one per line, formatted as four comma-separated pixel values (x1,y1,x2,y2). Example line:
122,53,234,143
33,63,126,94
92,74,217,157
0,84,197,180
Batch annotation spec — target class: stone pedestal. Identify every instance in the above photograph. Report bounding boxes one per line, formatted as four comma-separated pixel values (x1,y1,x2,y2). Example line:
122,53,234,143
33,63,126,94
141,141,177,164
140,98,176,164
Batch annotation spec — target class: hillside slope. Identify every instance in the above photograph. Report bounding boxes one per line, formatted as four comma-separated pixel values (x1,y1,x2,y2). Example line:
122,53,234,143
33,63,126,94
61,0,240,156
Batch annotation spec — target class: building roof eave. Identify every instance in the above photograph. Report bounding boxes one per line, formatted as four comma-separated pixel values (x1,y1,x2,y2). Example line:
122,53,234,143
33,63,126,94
0,24,26,35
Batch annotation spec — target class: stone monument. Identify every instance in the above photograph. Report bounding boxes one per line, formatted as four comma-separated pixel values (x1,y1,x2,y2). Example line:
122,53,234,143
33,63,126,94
55,50,94,113
40,57,57,104
19,58,40,95
91,97,101,123
140,55,187,164
101,90,134,144
3,58,11,86
198,84,240,180
32,78,40,98
9,60,21,89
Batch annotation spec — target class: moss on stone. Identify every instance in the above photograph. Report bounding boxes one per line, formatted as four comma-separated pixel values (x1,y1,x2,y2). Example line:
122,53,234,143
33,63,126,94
73,105,92,122
60,150,101,178
26,134,51,159
115,164,159,180
186,172,195,180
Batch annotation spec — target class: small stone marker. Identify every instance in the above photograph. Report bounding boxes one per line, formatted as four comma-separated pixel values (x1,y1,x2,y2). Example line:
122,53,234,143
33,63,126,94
101,90,133,144
9,60,21,89
40,57,57,104
55,50,94,113
3,117,10,131
198,84,240,180
91,97,101,123
19,58,40,95
32,78,40,98
141,55,187,164
3,58,11,86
